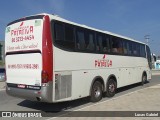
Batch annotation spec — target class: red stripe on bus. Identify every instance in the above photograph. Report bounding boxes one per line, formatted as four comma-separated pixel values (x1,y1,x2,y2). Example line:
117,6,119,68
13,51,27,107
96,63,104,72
42,15,53,82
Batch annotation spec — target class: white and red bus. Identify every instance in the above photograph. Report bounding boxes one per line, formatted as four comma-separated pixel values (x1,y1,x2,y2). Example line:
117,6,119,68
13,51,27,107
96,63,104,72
5,13,152,103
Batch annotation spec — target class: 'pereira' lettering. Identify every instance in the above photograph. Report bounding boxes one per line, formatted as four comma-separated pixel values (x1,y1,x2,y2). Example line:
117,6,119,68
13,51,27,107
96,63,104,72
11,26,33,36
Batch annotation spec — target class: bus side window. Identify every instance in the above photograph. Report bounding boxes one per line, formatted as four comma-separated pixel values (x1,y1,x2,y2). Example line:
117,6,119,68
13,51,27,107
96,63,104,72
111,38,118,53
105,35,111,53
111,37,123,54
140,44,146,57
87,33,95,51
96,33,110,53
54,21,75,50
96,34,103,52
136,44,140,56
123,40,128,54
102,39,107,52
131,42,140,56
76,30,85,50
127,41,133,55
54,22,64,41
118,39,123,54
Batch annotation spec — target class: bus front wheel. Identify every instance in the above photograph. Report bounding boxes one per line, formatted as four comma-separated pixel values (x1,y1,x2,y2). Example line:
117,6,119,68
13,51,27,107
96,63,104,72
141,73,147,85
90,81,103,102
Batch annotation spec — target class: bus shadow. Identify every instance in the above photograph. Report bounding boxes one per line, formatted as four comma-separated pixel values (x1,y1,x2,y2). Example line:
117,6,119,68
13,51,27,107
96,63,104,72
116,81,150,93
17,81,150,114
17,97,90,113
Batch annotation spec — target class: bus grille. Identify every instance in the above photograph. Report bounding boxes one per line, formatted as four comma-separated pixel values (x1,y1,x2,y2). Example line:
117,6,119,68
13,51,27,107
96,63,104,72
55,74,72,100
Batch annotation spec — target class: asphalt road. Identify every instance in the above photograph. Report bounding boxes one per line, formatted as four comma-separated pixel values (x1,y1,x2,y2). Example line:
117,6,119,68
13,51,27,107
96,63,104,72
0,75,160,120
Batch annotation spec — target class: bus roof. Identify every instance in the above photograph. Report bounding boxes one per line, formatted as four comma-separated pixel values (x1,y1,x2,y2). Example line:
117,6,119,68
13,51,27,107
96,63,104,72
10,13,146,45
48,13,146,45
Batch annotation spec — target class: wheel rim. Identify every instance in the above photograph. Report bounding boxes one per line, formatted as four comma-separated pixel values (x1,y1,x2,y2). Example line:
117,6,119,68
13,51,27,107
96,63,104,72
94,86,101,98
143,75,146,83
109,83,115,93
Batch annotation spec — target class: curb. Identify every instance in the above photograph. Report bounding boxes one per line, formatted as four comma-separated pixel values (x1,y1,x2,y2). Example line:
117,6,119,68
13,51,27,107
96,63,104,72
152,72,160,75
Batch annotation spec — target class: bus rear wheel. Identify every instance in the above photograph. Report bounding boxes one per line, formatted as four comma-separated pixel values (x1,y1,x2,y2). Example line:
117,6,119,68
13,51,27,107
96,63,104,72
106,78,116,97
90,81,103,102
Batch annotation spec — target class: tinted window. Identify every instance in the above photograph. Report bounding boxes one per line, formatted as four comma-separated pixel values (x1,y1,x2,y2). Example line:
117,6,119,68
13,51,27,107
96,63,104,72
123,40,131,55
96,33,110,53
140,44,146,57
54,21,75,50
136,43,140,56
55,23,64,41
65,25,74,42
76,29,86,50
111,37,123,54
76,28,95,52
53,21,147,58
132,42,140,56
86,32,95,51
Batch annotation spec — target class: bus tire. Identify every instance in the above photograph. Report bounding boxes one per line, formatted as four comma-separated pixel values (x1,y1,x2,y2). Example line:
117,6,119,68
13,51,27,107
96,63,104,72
106,78,116,97
141,73,147,86
90,81,103,102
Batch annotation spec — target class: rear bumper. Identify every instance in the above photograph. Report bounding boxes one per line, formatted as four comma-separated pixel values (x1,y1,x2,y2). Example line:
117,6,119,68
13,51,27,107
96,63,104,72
6,82,53,103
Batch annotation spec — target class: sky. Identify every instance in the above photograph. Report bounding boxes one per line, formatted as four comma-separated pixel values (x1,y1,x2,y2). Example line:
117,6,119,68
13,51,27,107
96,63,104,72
0,0,160,55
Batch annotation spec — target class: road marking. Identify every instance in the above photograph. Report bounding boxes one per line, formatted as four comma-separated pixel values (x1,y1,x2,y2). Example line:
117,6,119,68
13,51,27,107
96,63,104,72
46,83,160,120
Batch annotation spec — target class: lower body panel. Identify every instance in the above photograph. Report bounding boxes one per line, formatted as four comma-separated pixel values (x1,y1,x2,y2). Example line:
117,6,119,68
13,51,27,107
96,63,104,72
6,81,53,103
